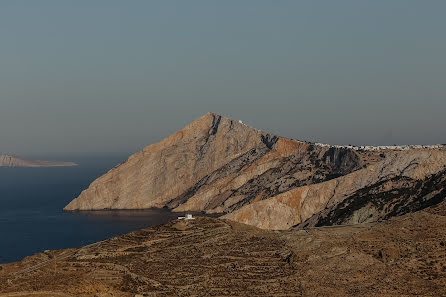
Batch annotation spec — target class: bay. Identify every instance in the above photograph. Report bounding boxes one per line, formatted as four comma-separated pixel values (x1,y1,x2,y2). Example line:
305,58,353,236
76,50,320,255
0,153,183,264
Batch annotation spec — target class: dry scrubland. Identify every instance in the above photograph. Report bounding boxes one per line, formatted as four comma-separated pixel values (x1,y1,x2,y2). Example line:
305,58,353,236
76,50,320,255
1,200,445,296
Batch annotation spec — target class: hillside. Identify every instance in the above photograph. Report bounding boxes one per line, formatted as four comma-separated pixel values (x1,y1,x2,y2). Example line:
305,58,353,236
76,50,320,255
64,112,446,230
0,155,77,168
2,200,446,296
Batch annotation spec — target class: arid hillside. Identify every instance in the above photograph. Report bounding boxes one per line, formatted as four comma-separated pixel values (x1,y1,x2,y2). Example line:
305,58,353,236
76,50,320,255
1,200,446,296
64,112,446,230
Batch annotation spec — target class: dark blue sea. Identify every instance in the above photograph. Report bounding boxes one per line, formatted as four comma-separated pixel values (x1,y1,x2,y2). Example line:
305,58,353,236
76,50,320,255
0,153,183,264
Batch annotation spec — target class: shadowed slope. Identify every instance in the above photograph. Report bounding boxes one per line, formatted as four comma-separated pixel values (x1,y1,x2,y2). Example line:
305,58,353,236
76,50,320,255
225,149,446,229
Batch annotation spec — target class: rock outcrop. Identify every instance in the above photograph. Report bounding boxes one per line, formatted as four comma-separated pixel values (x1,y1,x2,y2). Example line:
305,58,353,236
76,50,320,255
64,112,274,210
0,155,77,167
225,149,446,229
64,112,446,230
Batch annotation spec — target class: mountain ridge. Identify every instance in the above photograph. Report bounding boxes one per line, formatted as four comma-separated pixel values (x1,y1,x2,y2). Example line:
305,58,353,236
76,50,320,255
64,112,446,230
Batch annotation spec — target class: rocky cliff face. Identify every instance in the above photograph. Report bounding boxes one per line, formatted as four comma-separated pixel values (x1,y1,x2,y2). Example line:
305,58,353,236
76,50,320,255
0,155,77,167
64,112,446,230
65,113,272,210
224,149,446,229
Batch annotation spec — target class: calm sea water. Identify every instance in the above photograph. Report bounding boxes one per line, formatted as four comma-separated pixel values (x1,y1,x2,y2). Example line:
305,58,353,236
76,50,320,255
0,154,184,264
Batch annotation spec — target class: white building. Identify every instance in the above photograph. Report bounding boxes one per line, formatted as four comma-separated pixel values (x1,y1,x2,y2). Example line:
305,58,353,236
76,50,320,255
178,213,195,220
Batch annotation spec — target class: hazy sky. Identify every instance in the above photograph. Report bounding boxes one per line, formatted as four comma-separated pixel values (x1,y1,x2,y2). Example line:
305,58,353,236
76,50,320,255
1,1,445,155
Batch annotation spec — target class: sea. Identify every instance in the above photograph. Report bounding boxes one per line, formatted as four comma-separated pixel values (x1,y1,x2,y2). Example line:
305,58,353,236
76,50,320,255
0,153,184,264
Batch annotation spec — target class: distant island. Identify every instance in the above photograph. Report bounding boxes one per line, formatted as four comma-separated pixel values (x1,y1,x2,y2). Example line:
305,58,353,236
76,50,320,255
0,154,77,167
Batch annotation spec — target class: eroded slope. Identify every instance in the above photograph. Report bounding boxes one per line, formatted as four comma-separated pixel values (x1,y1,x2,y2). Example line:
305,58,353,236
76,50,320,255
224,148,446,229
64,113,273,210
64,113,372,215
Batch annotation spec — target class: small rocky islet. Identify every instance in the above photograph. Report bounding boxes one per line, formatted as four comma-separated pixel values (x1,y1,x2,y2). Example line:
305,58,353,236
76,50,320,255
0,155,77,168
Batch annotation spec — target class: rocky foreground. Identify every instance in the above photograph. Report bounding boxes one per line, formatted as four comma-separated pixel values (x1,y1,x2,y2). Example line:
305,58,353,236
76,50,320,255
1,200,445,296
0,155,77,167
64,112,446,231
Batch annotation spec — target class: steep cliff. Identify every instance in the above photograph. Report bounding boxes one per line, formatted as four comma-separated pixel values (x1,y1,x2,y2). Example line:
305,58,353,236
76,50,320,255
224,149,446,229
64,113,370,212
64,112,446,231
64,113,274,210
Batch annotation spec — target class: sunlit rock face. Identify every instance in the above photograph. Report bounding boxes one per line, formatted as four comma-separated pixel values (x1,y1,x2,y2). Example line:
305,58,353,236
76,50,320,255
64,112,446,230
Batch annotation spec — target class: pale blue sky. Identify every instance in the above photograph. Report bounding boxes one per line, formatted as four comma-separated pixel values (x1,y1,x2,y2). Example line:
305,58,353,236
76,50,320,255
1,1,445,154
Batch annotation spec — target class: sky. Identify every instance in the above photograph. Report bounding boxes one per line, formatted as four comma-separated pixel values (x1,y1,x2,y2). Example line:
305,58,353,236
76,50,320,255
1,1,445,155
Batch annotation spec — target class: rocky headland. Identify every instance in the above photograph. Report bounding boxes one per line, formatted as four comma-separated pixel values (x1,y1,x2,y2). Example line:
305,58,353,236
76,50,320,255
64,112,446,231
0,155,77,168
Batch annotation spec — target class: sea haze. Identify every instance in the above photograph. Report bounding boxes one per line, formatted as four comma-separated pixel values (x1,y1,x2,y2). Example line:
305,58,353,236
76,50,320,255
0,154,183,263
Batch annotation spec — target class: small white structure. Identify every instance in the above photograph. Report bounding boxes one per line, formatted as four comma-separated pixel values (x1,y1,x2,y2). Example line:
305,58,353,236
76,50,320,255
178,213,195,220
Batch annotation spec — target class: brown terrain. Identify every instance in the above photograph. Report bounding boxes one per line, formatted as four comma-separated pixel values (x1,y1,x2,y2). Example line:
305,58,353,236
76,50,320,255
1,200,445,296
64,112,446,231
0,155,77,168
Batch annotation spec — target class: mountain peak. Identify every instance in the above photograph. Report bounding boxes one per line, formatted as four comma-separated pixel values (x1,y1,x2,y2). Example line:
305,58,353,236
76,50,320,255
204,111,220,117
178,112,266,141
64,112,278,211
64,114,446,232
196,112,232,126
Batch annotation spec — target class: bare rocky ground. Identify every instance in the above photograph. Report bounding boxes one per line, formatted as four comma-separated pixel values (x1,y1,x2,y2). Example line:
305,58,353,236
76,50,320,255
1,200,445,297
